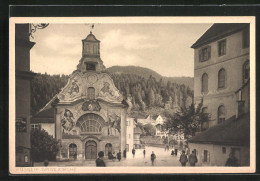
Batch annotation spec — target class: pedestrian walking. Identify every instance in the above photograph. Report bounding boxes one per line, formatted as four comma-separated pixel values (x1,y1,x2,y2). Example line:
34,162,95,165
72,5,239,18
189,150,198,166
143,149,146,158
225,152,240,166
96,151,106,167
132,148,136,158
151,151,156,166
112,152,116,161
117,150,122,161
174,149,178,156
171,150,174,156
179,151,188,166
123,149,127,159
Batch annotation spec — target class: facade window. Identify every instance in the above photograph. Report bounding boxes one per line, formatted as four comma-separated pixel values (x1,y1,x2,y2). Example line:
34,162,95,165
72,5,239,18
201,107,209,131
93,45,98,54
31,124,41,130
16,118,27,132
201,73,208,93
69,144,77,159
85,63,96,71
243,60,250,84
218,68,226,89
86,44,91,53
87,87,95,100
222,147,226,154
199,46,211,62
218,105,226,124
76,114,105,133
203,150,208,162
24,155,29,163
243,28,249,48
218,40,226,56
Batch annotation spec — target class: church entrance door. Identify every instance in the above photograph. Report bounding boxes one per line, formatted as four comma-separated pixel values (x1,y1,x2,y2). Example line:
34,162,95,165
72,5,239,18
85,140,97,159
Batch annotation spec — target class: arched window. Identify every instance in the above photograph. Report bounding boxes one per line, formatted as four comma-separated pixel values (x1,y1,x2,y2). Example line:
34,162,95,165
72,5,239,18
243,60,249,84
201,107,209,131
218,105,225,124
69,144,77,159
87,87,95,100
218,68,226,89
201,73,208,93
76,113,105,133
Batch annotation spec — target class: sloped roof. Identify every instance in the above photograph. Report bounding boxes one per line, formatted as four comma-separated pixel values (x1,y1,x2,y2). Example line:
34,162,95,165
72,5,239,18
83,32,100,42
31,107,55,123
188,114,250,146
191,23,249,48
134,127,143,134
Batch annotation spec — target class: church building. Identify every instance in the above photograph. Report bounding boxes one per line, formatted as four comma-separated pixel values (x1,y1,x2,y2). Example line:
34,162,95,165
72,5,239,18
50,32,128,160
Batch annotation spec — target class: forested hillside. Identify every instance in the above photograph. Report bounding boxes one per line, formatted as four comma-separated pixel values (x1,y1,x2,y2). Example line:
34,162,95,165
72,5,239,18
107,66,194,89
31,67,194,116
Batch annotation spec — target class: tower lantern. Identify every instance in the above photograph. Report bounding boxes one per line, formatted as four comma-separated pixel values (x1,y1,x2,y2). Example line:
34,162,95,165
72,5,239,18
77,32,105,73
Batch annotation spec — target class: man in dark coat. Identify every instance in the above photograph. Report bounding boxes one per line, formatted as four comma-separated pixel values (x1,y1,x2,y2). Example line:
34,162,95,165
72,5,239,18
132,148,136,158
179,151,188,166
123,149,127,159
189,150,198,166
143,149,146,158
225,152,240,166
151,151,156,166
96,151,106,167
117,150,122,161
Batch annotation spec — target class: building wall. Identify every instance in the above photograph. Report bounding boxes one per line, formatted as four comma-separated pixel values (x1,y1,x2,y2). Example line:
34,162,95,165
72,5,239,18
189,143,250,166
15,24,35,166
41,123,55,138
194,29,249,127
55,100,126,160
126,118,134,152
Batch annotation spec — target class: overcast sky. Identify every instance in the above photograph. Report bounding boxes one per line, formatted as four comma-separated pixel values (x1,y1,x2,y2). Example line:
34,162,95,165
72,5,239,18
30,23,212,77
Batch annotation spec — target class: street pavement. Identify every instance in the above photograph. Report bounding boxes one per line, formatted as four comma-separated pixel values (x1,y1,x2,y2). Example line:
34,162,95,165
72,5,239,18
34,146,185,167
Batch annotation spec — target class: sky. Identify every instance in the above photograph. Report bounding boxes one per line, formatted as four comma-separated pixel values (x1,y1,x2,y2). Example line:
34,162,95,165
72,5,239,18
30,23,212,77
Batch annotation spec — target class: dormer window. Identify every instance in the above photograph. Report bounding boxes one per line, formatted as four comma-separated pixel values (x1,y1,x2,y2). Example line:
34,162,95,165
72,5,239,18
85,63,96,71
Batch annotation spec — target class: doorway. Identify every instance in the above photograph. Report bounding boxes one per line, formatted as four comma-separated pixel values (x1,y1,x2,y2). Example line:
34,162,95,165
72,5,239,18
85,140,97,159
105,143,112,156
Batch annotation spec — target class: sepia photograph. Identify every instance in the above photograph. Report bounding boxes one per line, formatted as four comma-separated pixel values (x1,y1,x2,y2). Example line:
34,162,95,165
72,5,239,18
9,17,255,174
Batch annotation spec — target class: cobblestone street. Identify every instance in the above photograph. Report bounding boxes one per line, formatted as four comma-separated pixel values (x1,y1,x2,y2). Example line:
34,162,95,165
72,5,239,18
34,146,186,167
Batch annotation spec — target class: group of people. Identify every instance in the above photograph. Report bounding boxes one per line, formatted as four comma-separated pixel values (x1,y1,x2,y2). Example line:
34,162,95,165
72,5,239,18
179,150,198,167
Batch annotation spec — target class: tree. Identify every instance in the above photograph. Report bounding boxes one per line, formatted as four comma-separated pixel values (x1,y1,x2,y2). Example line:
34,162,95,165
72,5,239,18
164,99,210,138
31,129,59,162
143,123,156,136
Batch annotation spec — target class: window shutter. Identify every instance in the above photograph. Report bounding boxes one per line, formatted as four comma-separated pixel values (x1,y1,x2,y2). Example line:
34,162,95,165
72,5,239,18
199,49,202,62
207,46,211,59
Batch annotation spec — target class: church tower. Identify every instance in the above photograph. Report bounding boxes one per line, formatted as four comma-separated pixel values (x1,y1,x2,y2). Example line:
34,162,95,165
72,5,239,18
77,32,105,73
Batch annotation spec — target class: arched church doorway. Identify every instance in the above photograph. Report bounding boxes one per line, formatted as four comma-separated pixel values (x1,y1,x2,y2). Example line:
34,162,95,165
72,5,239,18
69,144,77,159
85,140,97,159
105,143,112,156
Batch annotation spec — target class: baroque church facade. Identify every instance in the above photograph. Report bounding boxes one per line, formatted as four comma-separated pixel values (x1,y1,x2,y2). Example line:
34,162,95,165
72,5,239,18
52,32,128,160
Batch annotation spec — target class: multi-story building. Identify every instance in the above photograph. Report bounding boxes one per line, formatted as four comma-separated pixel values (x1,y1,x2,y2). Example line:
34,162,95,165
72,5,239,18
126,117,135,152
15,24,36,166
188,23,250,166
192,23,249,129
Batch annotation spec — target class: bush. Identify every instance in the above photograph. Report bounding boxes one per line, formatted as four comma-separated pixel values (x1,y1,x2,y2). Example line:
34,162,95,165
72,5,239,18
31,129,59,162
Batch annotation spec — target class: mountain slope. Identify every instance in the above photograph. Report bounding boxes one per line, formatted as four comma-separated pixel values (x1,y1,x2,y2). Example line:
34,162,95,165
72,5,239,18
107,66,194,89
